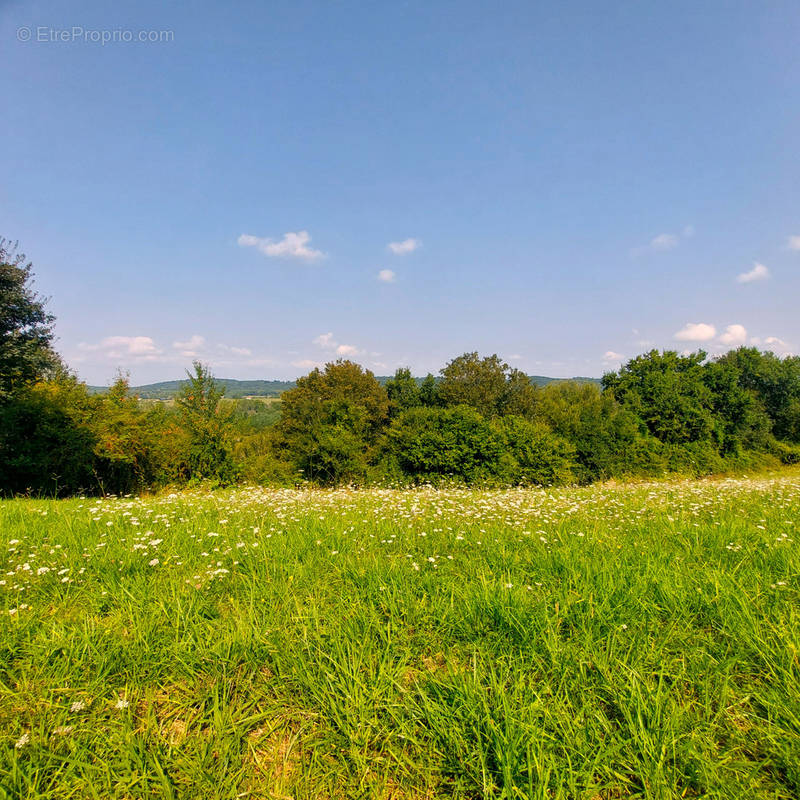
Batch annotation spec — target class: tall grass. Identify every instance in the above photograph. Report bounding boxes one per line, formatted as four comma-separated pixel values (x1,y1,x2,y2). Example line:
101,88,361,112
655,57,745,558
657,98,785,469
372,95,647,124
1,471,799,798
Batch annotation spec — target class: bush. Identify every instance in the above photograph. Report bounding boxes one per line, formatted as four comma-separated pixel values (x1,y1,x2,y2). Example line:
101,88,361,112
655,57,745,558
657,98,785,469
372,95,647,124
490,416,576,486
534,382,664,482
234,430,300,486
0,377,96,496
383,406,502,485
383,406,575,486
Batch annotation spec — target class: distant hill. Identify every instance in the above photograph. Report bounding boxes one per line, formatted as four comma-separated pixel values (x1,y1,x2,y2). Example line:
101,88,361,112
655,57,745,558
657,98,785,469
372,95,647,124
87,379,297,399
529,375,601,388
88,374,601,400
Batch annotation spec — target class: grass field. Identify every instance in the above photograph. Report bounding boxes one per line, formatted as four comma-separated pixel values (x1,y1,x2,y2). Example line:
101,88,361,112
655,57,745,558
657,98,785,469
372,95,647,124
1,472,799,799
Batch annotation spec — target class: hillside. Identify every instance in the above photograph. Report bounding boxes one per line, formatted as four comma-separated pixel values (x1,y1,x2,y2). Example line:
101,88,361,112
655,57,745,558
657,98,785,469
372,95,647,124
89,374,601,399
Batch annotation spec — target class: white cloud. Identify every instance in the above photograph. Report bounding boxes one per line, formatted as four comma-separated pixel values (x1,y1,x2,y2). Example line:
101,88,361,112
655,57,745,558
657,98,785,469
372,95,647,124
291,359,323,370
312,332,360,358
650,233,679,251
674,323,716,342
603,350,624,362
718,324,747,346
377,269,396,283
632,225,693,256
750,336,793,356
313,332,336,349
387,238,421,255
787,235,800,251
736,262,769,283
173,335,206,357
79,336,163,360
238,231,325,262
218,344,252,357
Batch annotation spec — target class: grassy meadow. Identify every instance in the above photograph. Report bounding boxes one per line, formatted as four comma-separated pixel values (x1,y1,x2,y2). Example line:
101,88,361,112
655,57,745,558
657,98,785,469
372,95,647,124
1,471,799,799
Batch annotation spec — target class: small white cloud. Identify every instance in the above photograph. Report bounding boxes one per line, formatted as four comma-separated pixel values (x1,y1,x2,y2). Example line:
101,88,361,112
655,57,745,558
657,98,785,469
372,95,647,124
650,233,679,251
238,231,325,262
218,344,252,357
387,238,421,255
79,336,163,360
312,333,360,357
292,359,323,370
787,235,800,251
508,354,522,361
632,226,693,256
752,336,793,356
603,350,624,362
313,332,336,349
674,323,716,342
173,335,206,357
736,262,769,283
718,324,748,346
377,269,396,283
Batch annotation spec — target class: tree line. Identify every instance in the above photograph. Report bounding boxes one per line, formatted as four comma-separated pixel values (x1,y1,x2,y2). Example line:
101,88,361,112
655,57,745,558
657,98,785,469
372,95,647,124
2,239,799,495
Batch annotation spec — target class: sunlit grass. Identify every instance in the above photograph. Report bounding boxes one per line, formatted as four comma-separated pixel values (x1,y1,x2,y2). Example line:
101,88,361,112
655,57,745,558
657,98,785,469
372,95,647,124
1,470,799,798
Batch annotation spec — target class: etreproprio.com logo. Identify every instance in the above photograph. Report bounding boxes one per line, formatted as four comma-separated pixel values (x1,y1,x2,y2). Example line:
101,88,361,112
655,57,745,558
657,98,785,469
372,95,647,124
17,26,174,45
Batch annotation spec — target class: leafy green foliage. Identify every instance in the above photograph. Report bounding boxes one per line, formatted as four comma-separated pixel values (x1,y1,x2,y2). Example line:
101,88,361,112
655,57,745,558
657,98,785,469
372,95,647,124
278,360,389,484
535,381,664,481
0,239,59,398
438,352,537,418
383,406,574,486
717,347,800,443
176,363,237,485
0,376,96,496
602,350,717,445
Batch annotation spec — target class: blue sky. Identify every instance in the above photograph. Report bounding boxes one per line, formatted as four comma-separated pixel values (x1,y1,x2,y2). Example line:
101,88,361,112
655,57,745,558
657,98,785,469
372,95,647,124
2,0,798,384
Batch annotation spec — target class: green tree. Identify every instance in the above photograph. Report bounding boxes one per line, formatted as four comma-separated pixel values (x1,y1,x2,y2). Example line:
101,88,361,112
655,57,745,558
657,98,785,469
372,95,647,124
535,381,663,481
91,373,190,493
717,347,800,443
602,350,717,445
0,375,96,496
438,352,536,417
702,358,772,454
418,373,439,407
176,362,237,484
0,239,59,398
385,367,421,416
383,405,503,484
278,360,389,484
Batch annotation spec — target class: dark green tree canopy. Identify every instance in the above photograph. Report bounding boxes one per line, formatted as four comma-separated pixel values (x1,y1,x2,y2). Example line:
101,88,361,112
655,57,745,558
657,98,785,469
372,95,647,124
278,360,389,484
602,350,716,444
438,352,537,418
0,239,58,398
385,367,421,416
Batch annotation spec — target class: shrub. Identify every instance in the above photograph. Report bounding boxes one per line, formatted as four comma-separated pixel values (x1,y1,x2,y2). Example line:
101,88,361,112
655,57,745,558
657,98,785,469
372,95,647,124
489,416,576,486
383,406,575,486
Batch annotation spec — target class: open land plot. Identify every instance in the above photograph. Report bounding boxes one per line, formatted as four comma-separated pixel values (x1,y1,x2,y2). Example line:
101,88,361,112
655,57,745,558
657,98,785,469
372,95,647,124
1,471,799,798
